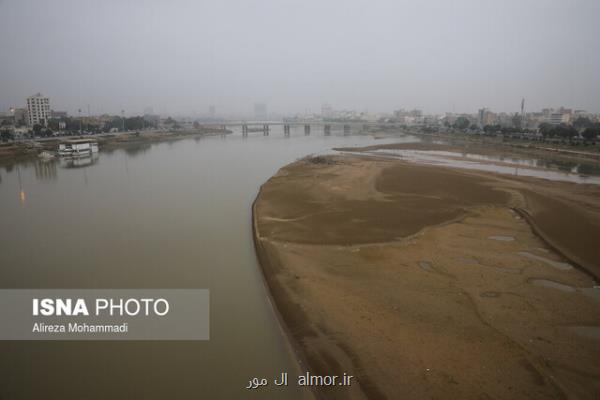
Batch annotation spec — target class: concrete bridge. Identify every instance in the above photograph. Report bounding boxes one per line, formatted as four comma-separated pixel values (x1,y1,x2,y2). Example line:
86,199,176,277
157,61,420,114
206,121,404,136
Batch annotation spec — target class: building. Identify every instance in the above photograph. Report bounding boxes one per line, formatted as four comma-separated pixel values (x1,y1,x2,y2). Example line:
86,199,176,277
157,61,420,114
26,93,50,126
50,110,68,119
542,107,572,125
477,108,497,127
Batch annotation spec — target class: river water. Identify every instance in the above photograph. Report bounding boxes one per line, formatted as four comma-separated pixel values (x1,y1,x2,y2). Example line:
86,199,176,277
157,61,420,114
0,127,408,399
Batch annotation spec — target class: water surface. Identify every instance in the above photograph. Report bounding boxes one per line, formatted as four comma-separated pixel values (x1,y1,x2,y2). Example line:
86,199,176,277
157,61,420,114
0,127,408,399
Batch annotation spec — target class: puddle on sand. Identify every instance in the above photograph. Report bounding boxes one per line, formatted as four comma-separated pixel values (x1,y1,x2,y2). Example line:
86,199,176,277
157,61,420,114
457,256,521,274
518,251,573,271
528,280,600,303
418,261,434,272
480,291,501,298
567,326,600,340
488,235,515,242
528,279,577,292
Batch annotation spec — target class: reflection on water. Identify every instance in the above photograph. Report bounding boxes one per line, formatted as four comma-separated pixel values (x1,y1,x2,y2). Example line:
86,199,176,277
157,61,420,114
123,142,152,157
34,160,57,180
60,153,99,169
0,128,407,400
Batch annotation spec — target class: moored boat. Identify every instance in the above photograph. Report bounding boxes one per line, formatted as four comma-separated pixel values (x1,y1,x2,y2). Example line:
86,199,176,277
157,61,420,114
58,139,99,157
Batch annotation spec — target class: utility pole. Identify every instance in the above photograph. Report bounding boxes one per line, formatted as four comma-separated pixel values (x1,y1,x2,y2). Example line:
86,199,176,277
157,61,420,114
78,108,82,134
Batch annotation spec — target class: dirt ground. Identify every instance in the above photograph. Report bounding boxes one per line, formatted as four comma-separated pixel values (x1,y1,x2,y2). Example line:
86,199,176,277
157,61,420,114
253,154,600,400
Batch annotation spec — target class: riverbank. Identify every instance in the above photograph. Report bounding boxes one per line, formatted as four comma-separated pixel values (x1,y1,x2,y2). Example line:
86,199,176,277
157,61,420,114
253,153,600,399
376,129,600,163
0,128,230,166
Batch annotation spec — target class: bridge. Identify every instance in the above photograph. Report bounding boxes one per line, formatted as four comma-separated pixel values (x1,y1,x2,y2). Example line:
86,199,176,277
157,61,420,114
203,121,406,136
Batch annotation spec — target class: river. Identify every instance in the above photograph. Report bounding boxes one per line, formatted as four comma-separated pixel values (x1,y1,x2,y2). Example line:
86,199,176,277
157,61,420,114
0,127,407,399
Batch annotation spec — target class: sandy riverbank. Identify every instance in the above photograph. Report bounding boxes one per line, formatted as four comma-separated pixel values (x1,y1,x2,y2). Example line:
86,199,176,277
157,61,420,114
253,153,600,399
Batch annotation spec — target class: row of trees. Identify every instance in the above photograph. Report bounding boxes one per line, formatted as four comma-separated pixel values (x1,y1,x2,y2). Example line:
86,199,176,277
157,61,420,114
451,115,599,142
33,116,159,137
538,122,600,141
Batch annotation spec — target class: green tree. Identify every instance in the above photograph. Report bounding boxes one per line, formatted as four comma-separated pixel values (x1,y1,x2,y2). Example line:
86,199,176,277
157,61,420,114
573,116,592,131
554,124,577,140
511,113,522,129
538,123,555,137
32,124,43,136
453,116,470,130
582,126,599,141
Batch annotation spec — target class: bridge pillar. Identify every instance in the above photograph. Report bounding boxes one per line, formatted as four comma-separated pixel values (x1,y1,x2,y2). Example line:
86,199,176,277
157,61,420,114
284,124,290,135
324,125,331,135
263,124,269,136
242,124,248,136
304,124,310,135
343,124,351,134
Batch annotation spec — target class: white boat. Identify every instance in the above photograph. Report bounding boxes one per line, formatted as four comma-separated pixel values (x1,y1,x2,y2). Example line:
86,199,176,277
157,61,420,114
58,139,99,157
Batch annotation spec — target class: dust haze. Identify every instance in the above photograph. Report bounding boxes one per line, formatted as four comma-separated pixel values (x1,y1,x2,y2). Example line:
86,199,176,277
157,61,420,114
1,0,599,116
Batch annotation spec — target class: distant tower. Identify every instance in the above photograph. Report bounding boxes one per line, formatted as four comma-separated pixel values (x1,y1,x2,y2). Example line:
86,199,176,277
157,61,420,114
520,98,525,127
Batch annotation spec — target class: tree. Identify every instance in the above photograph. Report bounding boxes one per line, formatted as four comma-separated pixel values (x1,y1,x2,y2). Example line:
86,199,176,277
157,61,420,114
453,116,470,130
1,130,14,142
124,116,146,131
554,123,577,140
511,113,522,129
32,124,43,136
582,125,600,141
484,124,501,134
573,116,592,131
538,123,555,137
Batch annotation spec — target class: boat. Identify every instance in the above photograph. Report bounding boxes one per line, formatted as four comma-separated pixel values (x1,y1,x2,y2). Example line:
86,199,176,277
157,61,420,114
58,139,99,157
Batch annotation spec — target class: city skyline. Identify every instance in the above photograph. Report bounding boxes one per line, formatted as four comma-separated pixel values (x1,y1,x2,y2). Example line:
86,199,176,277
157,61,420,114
3,92,596,120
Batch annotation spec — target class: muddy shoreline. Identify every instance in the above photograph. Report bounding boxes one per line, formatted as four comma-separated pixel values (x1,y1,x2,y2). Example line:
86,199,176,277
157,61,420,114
252,151,600,399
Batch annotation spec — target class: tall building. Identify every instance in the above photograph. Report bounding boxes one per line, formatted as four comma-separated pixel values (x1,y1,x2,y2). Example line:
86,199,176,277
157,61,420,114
254,103,267,120
26,93,50,126
478,108,497,127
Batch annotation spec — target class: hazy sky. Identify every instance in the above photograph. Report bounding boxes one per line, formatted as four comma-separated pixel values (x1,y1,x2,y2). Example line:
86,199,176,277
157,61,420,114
1,0,599,117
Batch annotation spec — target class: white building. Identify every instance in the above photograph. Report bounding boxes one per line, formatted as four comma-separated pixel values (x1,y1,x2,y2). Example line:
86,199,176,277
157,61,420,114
26,93,50,126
